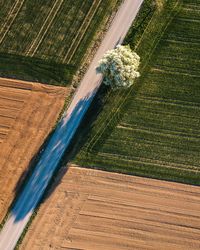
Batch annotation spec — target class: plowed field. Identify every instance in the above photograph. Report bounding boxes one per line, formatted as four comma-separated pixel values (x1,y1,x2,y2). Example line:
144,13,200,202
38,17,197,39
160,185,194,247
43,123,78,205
21,166,200,250
0,77,70,222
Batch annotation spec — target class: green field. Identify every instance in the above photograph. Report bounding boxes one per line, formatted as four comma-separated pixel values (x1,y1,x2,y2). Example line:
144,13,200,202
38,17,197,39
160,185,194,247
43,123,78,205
0,0,121,85
74,0,200,185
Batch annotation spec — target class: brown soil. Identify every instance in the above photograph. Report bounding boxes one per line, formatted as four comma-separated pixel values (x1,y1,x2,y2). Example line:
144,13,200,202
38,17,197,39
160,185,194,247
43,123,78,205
21,165,200,250
0,77,70,222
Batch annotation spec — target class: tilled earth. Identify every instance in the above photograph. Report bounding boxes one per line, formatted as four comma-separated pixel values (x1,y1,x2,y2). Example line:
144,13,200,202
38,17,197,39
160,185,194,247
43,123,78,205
21,166,200,250
0,77,70,222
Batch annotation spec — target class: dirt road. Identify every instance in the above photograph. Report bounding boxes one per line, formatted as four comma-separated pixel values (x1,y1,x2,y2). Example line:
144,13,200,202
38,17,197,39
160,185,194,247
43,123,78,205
0,1,143,249
21,166,200,250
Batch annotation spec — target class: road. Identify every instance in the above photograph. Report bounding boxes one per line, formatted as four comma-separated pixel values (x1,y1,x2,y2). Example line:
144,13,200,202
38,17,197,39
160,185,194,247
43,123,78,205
0,0,143,249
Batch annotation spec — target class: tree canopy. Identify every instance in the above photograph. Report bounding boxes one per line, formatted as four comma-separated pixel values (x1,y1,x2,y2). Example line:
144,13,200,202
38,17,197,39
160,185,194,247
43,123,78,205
97,45,140,89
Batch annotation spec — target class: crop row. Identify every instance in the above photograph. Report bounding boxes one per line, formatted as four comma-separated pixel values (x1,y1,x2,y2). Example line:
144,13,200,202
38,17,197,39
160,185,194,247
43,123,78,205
0,0,121,85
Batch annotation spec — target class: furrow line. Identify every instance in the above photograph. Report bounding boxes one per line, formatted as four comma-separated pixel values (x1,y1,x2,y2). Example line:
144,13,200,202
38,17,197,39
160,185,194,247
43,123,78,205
26,0,64,57
98,152,200,172
0,0,25,45
63,0,103,63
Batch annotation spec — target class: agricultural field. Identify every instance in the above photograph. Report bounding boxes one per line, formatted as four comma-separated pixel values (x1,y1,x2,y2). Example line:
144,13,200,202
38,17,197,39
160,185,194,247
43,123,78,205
0,77,70,223
0,0,121,85
20,166,200,250
74,0,200,185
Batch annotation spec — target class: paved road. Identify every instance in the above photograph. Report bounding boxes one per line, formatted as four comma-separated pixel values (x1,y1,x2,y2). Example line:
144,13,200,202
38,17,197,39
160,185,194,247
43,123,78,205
0,0,143,249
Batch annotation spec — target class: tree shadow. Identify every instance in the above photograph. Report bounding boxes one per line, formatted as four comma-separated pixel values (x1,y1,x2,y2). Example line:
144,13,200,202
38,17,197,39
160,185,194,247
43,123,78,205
10,83,109,223
43,84,110,201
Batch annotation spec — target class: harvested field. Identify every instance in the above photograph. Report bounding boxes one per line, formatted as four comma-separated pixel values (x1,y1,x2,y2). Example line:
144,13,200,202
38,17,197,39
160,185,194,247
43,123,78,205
0,0,121,85
0,77,70,222
21,166,200,250
74,0,200,185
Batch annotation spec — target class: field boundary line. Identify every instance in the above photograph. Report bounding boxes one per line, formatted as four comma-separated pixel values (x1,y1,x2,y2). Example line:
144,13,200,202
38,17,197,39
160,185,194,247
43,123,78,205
63,0,103,63
26,0,64,57
0,0,25,45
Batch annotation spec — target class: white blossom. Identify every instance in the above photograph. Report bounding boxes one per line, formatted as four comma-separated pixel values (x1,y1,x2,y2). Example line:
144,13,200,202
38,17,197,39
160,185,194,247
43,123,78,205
97,45,140,89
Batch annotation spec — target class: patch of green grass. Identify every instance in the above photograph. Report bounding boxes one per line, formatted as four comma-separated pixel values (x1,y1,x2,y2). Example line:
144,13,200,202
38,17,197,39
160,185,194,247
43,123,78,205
74,0,200,185
0,0,121,85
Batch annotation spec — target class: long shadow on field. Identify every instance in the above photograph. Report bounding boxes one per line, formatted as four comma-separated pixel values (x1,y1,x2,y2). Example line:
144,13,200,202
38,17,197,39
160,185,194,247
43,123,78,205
10,83,108,223
43,84,110,201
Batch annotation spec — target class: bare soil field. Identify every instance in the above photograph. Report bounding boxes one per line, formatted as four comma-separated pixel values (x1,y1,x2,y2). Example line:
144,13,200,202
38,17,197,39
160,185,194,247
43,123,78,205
0,77,70,222
21,166,200,250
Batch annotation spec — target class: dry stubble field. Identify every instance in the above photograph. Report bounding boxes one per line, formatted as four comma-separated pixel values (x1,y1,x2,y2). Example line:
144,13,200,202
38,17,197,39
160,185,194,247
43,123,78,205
0,77,70,222
21,166,200,250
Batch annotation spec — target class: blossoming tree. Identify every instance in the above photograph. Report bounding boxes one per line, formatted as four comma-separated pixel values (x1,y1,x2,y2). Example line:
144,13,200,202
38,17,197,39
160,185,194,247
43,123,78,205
97,45,140,88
